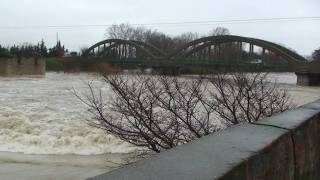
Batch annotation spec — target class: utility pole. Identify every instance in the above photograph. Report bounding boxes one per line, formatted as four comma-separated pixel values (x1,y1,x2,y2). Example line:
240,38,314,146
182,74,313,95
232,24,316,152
56,32,59,43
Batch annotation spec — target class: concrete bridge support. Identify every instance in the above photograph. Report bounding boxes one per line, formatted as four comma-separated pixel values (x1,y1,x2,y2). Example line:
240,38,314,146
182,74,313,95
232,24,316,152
296,72,320,86
0,58,45,76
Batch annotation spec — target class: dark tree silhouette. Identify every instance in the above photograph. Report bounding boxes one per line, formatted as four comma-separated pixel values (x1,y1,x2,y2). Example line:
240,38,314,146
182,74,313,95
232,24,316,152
312,48,320,61
48,41,66,57
0,45,12,58
105,23,230,53
209,27,231,36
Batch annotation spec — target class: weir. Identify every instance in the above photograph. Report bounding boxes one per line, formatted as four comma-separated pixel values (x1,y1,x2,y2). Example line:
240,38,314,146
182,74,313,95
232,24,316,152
295,60,320,86
296,72,320,86
88,99,320,180
0,57,45,76
296,60,320,86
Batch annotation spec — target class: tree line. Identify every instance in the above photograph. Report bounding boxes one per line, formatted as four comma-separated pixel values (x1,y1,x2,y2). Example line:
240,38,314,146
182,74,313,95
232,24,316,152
104,24,230,54
0,40,67,58
103,24,320,62
1,24,319,61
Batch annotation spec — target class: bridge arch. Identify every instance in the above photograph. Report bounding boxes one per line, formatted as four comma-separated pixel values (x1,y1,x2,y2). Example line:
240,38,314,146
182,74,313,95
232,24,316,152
168,35,307,65
129,40,167,57
84,39,164,60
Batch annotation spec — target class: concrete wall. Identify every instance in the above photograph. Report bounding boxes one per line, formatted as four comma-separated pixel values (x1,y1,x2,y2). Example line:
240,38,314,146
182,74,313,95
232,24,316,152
88,99,320,180
0,57,45,75
296,60,320,86
296,72,320,86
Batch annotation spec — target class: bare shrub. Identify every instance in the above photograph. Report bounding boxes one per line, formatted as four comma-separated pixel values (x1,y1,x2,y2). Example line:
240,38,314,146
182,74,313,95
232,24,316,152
75,74,219,153
75,72,294,153
208,72,294,125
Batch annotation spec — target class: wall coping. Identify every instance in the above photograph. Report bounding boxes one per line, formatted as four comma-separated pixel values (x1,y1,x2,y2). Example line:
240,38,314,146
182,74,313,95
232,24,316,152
88,99,320,180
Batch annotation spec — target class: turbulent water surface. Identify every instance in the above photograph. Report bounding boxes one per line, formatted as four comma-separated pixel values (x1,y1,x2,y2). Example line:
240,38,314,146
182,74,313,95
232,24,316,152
0,73,136,155
0,72,319,179
0,73,137,180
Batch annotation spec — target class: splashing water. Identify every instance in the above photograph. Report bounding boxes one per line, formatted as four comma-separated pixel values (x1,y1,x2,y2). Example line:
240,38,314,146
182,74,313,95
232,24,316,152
0,72,319,155
0,73,136,155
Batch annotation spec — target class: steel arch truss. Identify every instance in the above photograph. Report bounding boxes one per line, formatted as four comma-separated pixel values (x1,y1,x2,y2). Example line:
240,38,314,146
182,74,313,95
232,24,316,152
84,36,307,69
168,35,307,65
84,39,166,60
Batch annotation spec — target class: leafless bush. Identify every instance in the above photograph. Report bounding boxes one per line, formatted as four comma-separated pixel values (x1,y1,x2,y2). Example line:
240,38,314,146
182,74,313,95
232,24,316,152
74,74,219,153
75,72,294,153
207,72,294,125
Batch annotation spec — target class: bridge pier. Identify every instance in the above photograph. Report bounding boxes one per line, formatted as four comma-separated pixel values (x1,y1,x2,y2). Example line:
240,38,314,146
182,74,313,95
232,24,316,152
296,72,320,86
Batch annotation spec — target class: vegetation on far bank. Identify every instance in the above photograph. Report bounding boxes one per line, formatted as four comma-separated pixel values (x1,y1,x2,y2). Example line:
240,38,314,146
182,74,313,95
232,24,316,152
45,58,64,71
45,57,121,74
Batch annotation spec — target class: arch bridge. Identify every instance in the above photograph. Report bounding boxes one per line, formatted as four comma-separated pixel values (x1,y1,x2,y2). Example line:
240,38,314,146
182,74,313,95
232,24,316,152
84,35,319,85
168,35,307,68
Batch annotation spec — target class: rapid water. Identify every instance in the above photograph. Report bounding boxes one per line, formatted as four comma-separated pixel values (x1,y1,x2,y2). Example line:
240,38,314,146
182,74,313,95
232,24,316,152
0,72,319,156
0,72,319,179
0,73,136,155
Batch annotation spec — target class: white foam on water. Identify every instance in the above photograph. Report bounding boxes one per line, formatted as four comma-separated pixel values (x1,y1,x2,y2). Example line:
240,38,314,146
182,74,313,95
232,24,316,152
0,72,136,155
0,72,319,156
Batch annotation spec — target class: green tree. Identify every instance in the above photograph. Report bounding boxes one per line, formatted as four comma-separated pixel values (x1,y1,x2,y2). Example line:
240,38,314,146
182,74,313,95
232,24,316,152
37,39,48,57
48,41,66,57
0,45,12,58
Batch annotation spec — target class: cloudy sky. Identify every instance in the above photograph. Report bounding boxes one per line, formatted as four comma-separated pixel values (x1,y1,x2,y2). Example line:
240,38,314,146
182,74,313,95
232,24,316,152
0,0,319,55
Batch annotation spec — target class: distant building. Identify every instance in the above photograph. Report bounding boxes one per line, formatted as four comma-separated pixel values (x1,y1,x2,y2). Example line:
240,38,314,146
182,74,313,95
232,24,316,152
64,51,78,58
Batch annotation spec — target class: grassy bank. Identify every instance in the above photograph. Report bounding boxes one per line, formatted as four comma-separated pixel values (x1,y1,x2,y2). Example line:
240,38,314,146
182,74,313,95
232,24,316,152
45,58,64,71
45,57,120,73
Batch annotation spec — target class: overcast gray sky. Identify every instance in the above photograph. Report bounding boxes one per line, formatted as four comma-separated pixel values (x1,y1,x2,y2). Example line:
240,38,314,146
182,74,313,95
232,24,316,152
0,0,319,55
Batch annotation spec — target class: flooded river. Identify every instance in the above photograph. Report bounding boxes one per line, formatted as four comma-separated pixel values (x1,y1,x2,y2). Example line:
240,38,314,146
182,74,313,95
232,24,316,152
0,72,319,179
